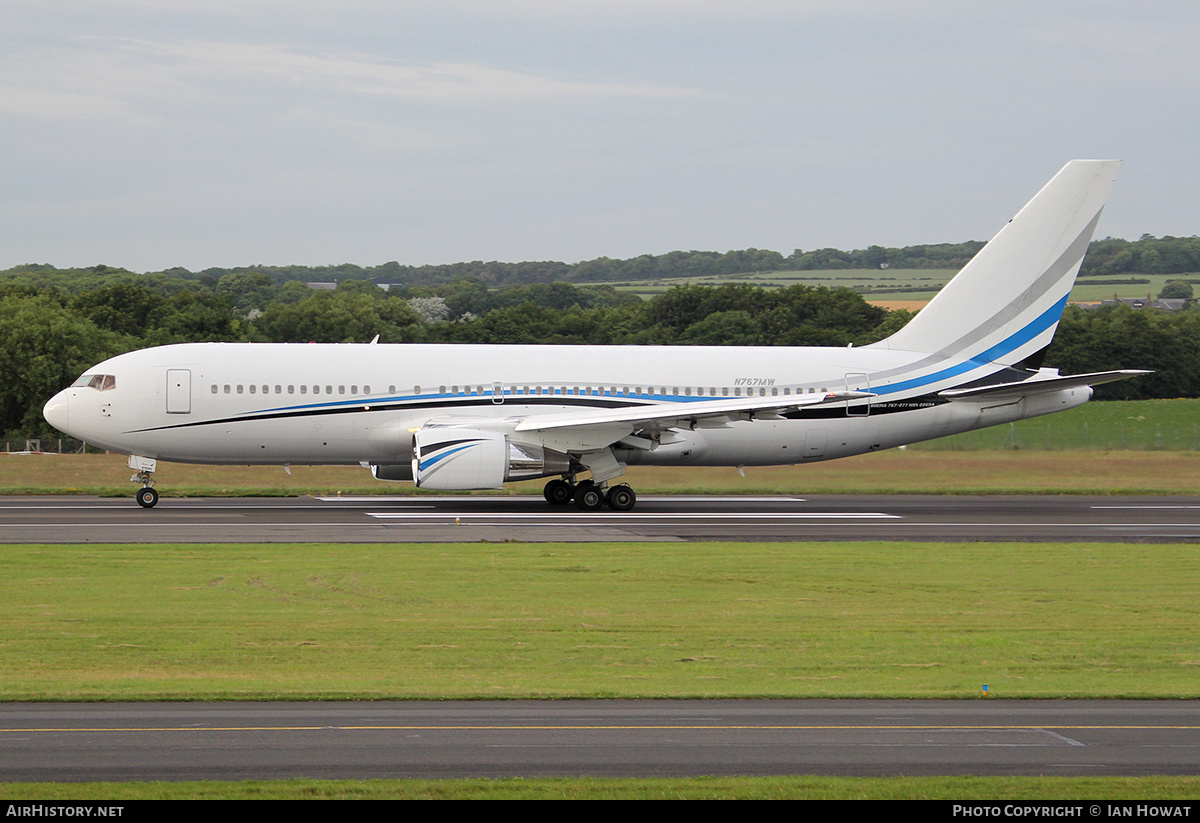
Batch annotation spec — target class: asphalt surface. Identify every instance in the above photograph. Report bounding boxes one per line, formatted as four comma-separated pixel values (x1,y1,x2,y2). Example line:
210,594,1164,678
3,700,1199,781
3,493,1200,543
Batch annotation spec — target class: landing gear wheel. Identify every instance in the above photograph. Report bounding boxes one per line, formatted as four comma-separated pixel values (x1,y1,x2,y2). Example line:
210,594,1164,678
606,484,636,511
544,478,574,505
136,487,159,509
573,483,605,511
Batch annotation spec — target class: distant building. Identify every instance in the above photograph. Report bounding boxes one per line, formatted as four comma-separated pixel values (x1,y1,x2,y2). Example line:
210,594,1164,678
305,281,337,291
1087,293,1192,311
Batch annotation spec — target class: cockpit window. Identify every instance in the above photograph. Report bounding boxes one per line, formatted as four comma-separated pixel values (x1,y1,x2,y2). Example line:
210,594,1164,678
71,374,116,391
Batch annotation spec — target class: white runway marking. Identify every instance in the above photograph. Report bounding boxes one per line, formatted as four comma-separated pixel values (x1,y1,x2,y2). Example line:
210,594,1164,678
365,512,899,520
314,495,808,503
1091,505,1200,510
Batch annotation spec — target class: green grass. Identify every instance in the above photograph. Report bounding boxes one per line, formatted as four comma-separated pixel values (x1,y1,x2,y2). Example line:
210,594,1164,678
5,775,1200,800
911,398,1200,451
5,541,1200,701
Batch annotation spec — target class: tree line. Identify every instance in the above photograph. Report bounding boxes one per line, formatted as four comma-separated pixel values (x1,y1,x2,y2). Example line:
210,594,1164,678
9,234,1194,291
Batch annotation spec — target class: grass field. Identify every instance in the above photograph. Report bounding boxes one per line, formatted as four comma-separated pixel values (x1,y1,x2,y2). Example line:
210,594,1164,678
6,450,1200,497
5,775,1200,800
4,540,1199,701
910,398,1200,452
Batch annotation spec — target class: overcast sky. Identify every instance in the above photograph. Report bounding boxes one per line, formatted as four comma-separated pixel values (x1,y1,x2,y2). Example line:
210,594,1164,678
2,1,1197,272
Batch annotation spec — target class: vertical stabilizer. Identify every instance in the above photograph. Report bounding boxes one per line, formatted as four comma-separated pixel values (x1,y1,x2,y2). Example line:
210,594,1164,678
872,160,1120,364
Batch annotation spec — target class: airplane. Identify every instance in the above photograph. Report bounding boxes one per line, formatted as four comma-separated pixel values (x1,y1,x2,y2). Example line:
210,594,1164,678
43,159,1146,510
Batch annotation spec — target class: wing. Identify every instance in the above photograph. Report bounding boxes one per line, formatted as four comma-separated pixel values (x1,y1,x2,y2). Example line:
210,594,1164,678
511,390,872,451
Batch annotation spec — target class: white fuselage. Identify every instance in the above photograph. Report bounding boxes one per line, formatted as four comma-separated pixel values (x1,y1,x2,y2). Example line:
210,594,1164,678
43,341,1090,471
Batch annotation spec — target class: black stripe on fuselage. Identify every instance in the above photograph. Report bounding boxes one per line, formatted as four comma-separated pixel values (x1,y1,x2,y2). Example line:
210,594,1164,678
128,391,955,434
128,394,646,433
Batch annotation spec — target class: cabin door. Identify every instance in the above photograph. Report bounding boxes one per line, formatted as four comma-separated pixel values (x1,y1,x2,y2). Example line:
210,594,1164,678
166,369,192,414
845,372,870,416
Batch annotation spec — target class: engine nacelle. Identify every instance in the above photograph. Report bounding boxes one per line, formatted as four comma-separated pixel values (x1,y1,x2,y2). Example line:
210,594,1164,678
412,428,571,490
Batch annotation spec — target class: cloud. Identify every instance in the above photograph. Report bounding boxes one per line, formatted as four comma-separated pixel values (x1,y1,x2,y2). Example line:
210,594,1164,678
0,36,699,126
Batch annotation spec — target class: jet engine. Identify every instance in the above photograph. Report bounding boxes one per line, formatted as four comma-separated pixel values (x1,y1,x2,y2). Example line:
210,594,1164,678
412,428,571,490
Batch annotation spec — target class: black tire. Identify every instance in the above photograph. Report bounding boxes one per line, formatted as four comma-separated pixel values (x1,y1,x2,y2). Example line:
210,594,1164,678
573,483,605,511
606,484,636,511
136,487,159,509
544,479,573,505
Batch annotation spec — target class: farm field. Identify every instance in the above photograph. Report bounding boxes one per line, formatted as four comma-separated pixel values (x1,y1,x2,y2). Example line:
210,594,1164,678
609,267,1200,304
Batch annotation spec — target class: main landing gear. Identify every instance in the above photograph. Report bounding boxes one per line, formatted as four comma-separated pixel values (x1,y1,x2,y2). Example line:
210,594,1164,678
543,478,637,511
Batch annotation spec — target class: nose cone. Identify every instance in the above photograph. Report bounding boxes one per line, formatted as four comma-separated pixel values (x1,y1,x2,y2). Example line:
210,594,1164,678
43,390,71,434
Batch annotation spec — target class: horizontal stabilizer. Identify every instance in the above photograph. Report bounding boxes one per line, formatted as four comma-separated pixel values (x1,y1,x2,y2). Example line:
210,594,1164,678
938,370,1150,401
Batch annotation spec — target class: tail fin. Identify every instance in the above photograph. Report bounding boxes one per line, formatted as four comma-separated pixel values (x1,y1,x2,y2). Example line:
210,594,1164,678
872,160,1120,365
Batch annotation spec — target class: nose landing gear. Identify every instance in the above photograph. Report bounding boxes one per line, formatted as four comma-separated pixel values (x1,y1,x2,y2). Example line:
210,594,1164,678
136,485,159,509
129,455,159,508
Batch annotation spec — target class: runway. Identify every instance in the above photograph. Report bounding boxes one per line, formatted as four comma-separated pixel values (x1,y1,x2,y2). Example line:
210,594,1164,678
2,493,1200,542
2,700,1198,781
